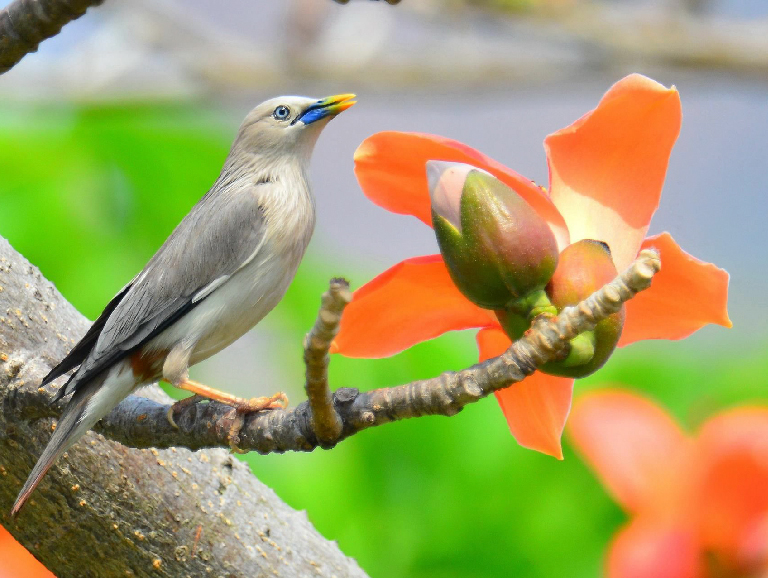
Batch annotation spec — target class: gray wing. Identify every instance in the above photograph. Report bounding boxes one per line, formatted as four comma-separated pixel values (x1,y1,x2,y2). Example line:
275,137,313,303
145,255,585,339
64,184,268,393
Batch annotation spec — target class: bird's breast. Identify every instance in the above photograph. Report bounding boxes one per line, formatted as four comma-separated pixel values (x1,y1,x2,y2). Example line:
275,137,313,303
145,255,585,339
187,194,315,364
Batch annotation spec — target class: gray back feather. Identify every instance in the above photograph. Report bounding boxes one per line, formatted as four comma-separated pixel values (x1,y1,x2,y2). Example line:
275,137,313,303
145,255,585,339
68,182,268,390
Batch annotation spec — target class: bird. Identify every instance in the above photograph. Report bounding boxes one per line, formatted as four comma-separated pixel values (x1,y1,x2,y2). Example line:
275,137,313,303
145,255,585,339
12,93,356,516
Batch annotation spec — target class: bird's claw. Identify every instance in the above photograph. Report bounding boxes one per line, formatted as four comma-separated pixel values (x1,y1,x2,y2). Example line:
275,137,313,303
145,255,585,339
227,392,289,453
238,392,289,413
228,410,248,454
166,394,204,429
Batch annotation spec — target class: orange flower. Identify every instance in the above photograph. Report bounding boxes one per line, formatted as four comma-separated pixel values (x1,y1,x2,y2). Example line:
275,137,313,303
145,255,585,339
0,526,55,578
568,390,768,578
332,74,731,458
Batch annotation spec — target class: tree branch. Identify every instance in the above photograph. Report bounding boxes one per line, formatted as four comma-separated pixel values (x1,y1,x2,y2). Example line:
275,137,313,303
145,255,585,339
26,249,659,456
0,0,402,76
0,0,105,74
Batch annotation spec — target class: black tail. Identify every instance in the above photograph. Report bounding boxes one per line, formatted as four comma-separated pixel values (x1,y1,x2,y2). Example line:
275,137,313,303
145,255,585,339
41,283,132,390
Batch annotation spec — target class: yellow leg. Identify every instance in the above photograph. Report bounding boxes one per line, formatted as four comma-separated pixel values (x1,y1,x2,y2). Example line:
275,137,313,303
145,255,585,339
166,378,288,430
173,378,288,412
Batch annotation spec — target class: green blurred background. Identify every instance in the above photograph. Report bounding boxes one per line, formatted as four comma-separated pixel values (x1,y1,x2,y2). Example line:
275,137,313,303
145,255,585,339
1,0,767,576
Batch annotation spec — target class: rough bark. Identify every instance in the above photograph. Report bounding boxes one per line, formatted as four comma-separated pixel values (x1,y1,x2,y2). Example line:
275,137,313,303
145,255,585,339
0,237,368,578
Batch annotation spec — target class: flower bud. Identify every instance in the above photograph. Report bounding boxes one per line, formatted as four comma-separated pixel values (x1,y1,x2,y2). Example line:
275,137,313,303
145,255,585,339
428,161,559,310
539,239,625,378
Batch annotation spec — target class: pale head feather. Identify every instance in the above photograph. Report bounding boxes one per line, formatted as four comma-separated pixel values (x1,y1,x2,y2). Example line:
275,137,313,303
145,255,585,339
232,96,335,166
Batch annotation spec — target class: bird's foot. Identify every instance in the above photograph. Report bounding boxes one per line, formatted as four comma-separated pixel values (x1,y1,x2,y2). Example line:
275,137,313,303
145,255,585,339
227,392,289,453
228,411,248,454
166,394,204,429
235,392,289,413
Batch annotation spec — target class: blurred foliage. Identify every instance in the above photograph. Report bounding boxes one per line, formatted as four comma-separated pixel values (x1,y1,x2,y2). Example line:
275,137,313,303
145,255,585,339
464,0,575,15
0,104,762,578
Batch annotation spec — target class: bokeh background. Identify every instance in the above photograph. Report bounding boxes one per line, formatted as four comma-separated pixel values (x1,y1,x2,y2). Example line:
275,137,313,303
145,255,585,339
1,0,766,576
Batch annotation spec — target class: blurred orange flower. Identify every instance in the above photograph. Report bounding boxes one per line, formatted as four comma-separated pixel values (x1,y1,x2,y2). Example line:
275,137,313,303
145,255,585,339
332,74,731,458
0,525,55,578
568,390,768,578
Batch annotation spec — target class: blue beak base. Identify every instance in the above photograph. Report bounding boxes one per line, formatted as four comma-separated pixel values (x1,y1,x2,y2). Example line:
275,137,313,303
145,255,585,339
293,94,356,125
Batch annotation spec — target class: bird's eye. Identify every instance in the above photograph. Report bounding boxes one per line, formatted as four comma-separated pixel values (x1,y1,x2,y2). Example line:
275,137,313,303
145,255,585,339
273,106,291,121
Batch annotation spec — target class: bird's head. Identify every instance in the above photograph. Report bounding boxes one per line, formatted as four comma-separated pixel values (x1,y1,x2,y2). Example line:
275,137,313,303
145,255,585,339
233,94,356,164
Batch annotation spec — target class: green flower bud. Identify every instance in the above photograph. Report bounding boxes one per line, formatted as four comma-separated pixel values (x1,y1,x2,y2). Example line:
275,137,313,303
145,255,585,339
428,161,559,310
539,239,625,378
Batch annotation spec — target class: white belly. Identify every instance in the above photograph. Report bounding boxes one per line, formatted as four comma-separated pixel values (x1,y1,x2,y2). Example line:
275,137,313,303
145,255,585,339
151,239,303,367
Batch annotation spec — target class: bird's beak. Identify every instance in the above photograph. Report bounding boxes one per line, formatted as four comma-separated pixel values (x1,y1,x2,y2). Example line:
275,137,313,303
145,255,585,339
293,94,356,125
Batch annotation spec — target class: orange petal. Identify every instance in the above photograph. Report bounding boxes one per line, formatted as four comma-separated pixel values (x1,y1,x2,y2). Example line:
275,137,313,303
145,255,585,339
567,390,690,514
354,131,569,247
0,526,55,578
332,255,496,358
694,408,768,562
618,232,731,347
607,518,699,578
476,325,513,362
545,74,682,270
478,328,572,459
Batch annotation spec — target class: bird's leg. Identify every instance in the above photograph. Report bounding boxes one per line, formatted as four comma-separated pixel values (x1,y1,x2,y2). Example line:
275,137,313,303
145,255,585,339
169,378,288,453
172,378,288,412
165,394,204,429
166,377,288,426
162,350,288,446
164,348,200,428
165,377,288,436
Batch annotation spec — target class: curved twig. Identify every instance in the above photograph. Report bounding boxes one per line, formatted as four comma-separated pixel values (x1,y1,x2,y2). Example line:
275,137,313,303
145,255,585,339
303,278,351,445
